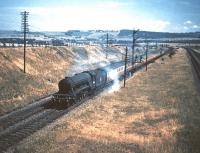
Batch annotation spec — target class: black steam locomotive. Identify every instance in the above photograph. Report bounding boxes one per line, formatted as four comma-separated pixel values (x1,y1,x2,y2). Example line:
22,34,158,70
53,61,133,102
56,69,107,100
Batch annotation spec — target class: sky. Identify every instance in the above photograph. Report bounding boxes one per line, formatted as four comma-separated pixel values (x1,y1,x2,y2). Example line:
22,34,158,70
0,0,200,32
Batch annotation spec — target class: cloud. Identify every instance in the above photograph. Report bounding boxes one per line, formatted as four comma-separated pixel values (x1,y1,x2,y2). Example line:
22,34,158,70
97,1,127,9
192,25,199,29
16,6,170,32
184,20,192,25
183,20,200,31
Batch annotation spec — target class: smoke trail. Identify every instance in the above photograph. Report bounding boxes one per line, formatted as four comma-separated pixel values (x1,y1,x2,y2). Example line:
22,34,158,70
64,46,124,93
105,67,121,93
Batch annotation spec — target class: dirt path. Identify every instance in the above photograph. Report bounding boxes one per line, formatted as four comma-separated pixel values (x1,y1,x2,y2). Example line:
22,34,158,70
8,48,200,153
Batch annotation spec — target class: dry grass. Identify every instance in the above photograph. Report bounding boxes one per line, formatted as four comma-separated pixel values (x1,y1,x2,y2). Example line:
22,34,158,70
0,47,72,115
8,48,200,153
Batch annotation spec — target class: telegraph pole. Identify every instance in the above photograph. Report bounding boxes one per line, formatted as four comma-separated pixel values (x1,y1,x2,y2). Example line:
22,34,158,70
123,46,128,87
132,29,139,69
156,41,158,49
106,33,108,59
21,11,29,73
106,33,109,47
145,39,149,71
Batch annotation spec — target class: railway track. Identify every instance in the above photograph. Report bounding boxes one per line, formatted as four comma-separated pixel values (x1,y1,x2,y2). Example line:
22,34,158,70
0,81,113,152
0,49,170,152
187,48,200,83
0,96,51,131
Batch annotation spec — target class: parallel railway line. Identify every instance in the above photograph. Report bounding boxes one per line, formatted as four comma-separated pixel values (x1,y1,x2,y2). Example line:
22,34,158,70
187,48,200,83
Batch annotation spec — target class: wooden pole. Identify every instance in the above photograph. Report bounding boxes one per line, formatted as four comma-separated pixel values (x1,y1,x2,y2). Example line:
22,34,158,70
21,11,29,73
146,41,148,71
124,46,128,87
106,33,108,59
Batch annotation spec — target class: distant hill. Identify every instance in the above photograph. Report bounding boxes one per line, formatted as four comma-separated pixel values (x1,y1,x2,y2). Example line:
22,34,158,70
1,29,200,39
0,30,46,38
65,30,91,37
118,30,200,39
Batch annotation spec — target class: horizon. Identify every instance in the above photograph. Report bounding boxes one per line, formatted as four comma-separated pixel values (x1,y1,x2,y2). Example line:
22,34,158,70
1,29,200,34
0,0,200,33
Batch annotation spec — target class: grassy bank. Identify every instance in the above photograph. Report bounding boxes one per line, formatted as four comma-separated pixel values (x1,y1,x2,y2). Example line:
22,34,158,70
0,46,123,115
9,48,200,153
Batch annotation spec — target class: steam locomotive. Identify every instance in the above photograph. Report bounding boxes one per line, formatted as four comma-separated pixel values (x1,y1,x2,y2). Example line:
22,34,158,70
53,60,135,102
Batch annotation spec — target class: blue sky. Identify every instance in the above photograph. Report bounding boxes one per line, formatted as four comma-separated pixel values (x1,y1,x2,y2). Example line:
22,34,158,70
0,0,200,32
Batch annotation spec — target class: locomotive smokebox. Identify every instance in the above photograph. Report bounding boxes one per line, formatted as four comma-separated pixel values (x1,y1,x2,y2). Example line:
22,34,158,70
58,78,72,94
